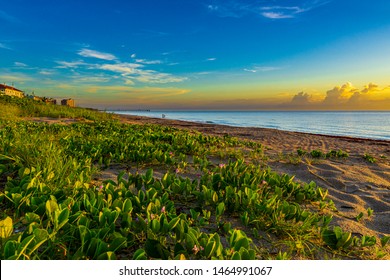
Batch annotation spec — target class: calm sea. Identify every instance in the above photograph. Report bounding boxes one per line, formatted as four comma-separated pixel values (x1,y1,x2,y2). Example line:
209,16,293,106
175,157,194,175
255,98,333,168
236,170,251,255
111,111,390,141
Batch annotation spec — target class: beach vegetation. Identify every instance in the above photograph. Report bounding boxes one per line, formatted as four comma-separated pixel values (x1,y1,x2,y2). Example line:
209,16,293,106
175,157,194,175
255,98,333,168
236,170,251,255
363,153,376,163
297,148,306,156
310,150,325,158
326,149,349,159
0,96,387,260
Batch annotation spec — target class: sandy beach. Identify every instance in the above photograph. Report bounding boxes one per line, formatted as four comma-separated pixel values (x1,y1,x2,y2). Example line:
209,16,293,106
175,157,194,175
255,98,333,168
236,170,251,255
116,114,390,238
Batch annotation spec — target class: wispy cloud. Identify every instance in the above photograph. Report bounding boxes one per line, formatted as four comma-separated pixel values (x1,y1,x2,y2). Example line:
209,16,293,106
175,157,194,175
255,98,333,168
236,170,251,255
55,60,88,69
14,62,28,67
0,42,12,50
260,6,309,19
39,70,55,76
78,48,117,61
243,66,282,73
56,48,187,86
98,63,142,75
98,63,186,84
0,72,34,83
206,58,217,61
135,59,163,65
207,0,330,20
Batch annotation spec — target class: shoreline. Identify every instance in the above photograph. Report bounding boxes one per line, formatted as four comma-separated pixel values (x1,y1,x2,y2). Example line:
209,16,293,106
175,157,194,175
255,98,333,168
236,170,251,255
115,113,390,147
111,111,390,142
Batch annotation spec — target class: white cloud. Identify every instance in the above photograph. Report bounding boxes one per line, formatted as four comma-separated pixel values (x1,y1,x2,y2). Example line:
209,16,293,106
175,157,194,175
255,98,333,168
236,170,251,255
78,48,117,61
131,53,136,58
207,1,329,20
39,70,53,75
244,66,282,73
134,71,187,84
0,42,11,50
261,12,294,19
98,63,143,75
14,62,28,67
206,58,217,61
97,62,186,84
56,60,87,69
135,59,163,65
260,6,309,19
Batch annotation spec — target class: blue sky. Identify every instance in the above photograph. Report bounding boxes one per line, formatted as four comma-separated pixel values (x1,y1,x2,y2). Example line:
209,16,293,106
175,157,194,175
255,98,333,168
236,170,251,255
1,0,390,110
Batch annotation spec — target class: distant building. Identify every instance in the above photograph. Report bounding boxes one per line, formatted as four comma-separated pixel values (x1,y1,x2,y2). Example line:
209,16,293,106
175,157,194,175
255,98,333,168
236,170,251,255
0,84,24,98
61,98,75,107
45,98,57,105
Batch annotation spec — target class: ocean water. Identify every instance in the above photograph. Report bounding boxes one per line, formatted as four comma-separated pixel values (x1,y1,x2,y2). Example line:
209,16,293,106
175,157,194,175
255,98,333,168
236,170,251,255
111,111,390,141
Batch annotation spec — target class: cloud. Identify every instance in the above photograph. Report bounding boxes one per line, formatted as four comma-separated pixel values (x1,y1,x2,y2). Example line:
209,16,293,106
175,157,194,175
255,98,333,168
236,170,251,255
207,1,330,20
206,58,217,61
56,48,187,86
0,73,34,83
78,48,117,61
243,66,282,73
286,82,390,110
362,83,380,94
131,53,136,58
0,42,12,50
322,82,358,105
135,59,163,65
206,2,248,18
134,71,187,84
261,12,293,19
291,92,312,105
97,62,187,84
56,60,87,69
98,63,142,75
260,6,308,19
39,70,55,76
14,62,28,67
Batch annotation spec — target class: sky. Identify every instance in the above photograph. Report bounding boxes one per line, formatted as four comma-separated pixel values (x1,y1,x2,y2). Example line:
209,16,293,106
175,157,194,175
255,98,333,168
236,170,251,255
1,0,390,110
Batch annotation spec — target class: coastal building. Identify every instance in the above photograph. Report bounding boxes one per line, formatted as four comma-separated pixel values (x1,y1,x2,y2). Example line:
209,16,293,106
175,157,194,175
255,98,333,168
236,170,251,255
0,84,24,98
61,98,75,107
45,98,57,105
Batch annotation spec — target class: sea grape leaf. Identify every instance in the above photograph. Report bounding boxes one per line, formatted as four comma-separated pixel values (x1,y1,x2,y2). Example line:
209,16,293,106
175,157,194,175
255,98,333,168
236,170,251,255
4,240,17,259
0,217,13,239
46,200,58,218
133,249,147,260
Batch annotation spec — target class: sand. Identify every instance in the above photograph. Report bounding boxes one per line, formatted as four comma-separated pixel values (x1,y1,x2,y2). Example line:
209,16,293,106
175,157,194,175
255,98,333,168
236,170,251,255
117,114,390,237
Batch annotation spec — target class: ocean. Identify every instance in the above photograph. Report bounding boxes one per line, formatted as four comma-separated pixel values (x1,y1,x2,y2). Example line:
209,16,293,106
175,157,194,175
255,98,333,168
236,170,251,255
111,111,390,141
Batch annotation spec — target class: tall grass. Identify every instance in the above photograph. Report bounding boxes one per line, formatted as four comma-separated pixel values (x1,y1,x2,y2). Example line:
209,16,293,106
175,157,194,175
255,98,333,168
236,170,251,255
0,95,114,121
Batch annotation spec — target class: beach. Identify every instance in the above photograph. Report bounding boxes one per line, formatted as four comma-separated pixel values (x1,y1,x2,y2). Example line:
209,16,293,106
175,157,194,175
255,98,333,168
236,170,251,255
116,114,390,237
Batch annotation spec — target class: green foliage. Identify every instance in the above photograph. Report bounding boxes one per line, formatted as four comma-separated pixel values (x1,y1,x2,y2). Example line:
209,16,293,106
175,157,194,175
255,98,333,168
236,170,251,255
0,97,385,260
297,148,306,156
310,150,325,158
326,149,349,159
0,217,13,239
363,154,376,163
